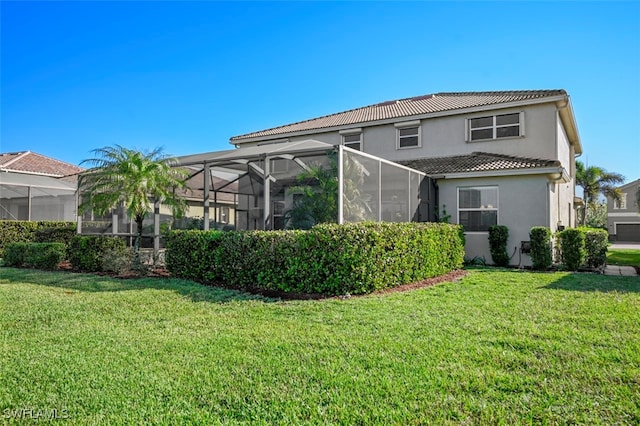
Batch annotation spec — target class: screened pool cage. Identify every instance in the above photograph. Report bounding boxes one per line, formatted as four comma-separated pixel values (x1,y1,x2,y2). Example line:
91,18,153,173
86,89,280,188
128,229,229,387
0,172,78,221
77,140,435,250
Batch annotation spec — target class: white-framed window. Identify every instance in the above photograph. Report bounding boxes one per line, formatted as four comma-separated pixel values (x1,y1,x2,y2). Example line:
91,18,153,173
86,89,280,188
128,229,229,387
396,126,422,149
458,186,498,232
220,206,230,224
342,133,362,151
467,112,523,142
614,193,627,210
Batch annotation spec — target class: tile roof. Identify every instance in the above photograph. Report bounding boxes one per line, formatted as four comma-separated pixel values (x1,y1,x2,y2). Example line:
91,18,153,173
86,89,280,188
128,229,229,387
231,90,567,141
398,152,561,176
0,151,84,177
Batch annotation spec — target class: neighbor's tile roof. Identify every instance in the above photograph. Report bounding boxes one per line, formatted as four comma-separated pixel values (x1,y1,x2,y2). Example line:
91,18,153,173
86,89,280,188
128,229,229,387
231,90,567,141
398,152,560,175
0,151,84,177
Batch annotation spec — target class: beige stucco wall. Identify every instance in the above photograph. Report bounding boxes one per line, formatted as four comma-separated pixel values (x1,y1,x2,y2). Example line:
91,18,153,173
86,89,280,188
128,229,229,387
437,174,552,267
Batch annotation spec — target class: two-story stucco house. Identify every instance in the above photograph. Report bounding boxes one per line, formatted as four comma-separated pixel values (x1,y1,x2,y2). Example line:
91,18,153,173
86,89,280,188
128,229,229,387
607,178,640,242
228,90,582,265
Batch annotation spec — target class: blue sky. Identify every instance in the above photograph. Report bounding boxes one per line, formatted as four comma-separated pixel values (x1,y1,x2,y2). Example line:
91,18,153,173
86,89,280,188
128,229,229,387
2,1,639,181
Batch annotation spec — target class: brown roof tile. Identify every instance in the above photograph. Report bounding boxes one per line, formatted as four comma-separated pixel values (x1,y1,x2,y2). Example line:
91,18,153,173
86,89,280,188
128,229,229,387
398,152,560,175
0,151,84,177
231,90,567,141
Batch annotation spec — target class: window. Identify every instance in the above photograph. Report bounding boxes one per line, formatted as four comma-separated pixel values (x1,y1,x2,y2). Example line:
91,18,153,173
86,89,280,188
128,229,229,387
397,126,420,149
458,187,498,232
614,193,627,210
468,112,522,141
343,133,362,151
220,206,230,224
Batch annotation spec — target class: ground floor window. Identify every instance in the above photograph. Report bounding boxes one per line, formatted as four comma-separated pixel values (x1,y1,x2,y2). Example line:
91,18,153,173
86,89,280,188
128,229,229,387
458,186,498,232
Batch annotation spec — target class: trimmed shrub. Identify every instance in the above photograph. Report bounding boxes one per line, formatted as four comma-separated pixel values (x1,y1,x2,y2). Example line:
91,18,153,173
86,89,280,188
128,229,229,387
529,227,552,271
557,228,585,271
3,242,65,269
488,225,510,267
34,225,77,245
3,243,29,267
68,235,127,272
0,220,75,256
166,222,464,296
580,227,609,270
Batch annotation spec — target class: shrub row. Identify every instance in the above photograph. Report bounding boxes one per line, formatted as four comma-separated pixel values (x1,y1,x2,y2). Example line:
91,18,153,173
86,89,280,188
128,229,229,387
68,235,128,272
4,242,66,269
0,221,76,256
166,222,465,296
529,226,608,271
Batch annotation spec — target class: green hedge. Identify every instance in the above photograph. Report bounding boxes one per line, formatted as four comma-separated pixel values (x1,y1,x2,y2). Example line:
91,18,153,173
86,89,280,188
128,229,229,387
529,227,552,271
4,242,66,269
0,221,75,256
166,222,464,296
557,228,585,271
556,227,609,271
488,225,510,267
68,235,127,272
579,227,609,270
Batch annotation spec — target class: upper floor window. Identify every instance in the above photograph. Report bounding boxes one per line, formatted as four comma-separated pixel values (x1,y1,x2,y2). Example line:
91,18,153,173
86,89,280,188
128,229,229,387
458,186,498,232
395,121,421,149
468,112,523,142
614,193,627,210
343,133,362,151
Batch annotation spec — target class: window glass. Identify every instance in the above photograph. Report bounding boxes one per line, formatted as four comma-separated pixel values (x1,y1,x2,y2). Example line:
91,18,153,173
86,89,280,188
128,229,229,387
496,113,519,125
458,187,498,232
470,116,493,128
398,126,420,148
469,113,521,141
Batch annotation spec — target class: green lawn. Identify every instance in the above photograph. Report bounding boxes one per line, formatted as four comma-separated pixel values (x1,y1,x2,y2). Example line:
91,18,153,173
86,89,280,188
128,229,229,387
1,268,638,425
608,248,640,266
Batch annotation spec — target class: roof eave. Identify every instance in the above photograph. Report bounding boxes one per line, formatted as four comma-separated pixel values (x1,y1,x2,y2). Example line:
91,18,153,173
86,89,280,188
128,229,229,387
556,97,582,155
230,94,569,145
436,166,567,181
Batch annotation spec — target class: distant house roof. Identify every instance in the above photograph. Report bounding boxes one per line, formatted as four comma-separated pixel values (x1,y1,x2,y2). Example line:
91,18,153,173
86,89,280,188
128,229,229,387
231,90,568,142
0,151,84,178
398,152,561,176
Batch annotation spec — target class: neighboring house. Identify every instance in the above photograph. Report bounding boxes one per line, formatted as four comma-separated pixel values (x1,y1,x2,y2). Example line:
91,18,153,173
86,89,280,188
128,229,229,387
229,90,582,265
0,151,83,221
607,178,640,242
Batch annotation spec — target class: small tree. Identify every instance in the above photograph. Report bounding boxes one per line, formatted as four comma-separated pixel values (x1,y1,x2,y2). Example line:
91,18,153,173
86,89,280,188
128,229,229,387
78,145,189,252
584,201,607,229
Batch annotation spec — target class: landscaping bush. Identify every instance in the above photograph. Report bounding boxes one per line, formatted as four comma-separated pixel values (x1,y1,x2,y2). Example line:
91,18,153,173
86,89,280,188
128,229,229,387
580,227,609,270
34,224,77,245
68,235,127,272
0,220,75,256
3,242,65,269
166,222,464,296
488,225,510,267
529,226,552,271
557,228,585,271
3,243,28,267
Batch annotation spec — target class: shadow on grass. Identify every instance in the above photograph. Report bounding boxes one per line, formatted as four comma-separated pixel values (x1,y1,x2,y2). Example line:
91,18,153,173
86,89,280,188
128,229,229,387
543,272,640,293
0,267,278,304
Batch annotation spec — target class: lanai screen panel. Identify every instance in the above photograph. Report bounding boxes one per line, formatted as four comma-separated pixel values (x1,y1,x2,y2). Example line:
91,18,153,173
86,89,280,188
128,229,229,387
341,148,428,224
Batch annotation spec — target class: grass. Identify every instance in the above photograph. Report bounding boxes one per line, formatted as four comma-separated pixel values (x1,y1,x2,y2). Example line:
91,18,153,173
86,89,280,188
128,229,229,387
1,268,638,425
608,248,640,266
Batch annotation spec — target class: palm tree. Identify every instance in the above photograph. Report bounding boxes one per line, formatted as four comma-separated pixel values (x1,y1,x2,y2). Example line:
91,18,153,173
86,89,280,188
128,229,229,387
575,160,624,225
78,145,189,251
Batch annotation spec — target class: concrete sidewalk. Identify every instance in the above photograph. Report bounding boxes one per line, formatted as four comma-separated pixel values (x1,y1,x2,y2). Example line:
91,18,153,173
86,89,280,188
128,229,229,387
604,265,638,276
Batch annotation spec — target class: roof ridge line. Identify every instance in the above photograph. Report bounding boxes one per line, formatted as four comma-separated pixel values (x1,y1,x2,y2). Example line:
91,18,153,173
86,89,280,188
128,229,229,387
0,151,31,169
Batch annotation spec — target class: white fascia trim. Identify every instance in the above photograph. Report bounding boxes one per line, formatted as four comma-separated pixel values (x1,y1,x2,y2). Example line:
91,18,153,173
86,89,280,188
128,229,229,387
1,168,66,178
608,212,640,218
338,127,362,135
231,95,568,145
439,167,565,180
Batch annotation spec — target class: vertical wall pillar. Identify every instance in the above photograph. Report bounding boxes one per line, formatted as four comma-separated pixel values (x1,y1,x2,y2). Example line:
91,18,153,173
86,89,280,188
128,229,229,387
338,146,344,224
112,208,118,235
263,156,271,230
203,163,210,230
154,199,160,253
27,186,32,221
76,190,82,234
